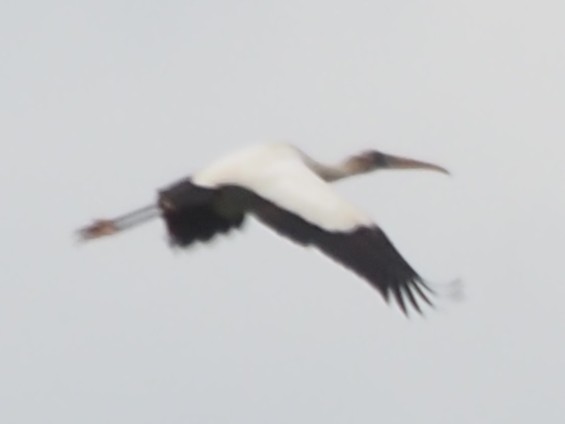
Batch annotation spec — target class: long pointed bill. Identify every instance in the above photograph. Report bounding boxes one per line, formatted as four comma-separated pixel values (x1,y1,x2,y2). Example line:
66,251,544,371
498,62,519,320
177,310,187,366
382,153,450,175
77,204,161,242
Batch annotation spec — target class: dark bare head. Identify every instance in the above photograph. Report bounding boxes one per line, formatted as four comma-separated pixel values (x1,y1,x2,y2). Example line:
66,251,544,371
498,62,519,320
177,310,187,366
346,150,450,176
313,149,449,182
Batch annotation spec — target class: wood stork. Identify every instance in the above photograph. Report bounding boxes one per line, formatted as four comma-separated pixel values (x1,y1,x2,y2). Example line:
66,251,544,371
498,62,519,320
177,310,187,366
78,143,449,314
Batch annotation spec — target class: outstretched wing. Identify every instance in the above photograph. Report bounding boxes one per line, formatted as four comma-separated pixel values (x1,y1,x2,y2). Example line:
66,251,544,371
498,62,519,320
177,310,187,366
158,179,245,247
219,158,433,314
251,194,433,314
193,145,433,313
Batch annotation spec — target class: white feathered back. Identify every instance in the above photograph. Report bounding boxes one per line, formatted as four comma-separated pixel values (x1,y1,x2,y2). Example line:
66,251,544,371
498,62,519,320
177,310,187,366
193,143,373,232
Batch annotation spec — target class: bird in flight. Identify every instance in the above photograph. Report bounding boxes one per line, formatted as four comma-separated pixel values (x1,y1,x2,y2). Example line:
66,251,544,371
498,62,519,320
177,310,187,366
78,143,449,315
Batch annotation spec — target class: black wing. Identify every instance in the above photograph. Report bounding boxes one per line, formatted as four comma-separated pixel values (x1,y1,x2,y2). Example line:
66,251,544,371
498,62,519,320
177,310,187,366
158,179,245,247
250,197,433,315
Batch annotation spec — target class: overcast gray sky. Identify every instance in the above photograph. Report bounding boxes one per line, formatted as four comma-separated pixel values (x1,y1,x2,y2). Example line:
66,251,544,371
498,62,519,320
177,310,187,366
1,1,564,423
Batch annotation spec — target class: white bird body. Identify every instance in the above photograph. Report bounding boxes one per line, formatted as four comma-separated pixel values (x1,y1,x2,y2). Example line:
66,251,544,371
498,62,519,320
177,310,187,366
193,143,372,231
78,143,449,315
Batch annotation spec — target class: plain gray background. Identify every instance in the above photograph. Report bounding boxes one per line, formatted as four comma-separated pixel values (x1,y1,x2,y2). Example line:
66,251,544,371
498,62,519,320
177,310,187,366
1,1,564,423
